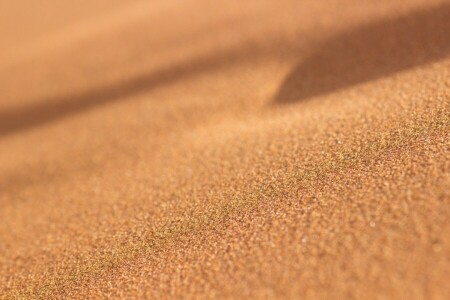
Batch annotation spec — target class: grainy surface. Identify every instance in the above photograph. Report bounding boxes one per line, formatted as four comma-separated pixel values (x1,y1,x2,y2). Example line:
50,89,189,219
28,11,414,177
0,0,449,299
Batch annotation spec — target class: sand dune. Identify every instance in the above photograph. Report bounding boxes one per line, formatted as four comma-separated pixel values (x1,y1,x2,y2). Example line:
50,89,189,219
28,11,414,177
0,0,449,299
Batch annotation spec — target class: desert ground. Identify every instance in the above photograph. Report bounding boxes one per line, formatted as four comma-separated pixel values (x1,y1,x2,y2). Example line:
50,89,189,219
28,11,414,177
0,0,449,299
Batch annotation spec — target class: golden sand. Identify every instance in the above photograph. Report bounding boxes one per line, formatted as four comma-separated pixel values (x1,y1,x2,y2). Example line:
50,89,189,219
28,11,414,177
0,0,449,298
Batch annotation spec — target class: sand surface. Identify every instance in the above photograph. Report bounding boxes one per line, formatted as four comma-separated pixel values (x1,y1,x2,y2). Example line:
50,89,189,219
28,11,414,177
0,0,449,299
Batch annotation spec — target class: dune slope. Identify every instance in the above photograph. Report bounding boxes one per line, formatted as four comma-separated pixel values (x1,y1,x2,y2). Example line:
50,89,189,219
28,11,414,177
0,0,449,299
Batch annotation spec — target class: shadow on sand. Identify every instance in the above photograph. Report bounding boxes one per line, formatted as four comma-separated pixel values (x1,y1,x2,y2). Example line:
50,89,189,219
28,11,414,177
1,4,449,138
0,48,252,138
274,3,450,104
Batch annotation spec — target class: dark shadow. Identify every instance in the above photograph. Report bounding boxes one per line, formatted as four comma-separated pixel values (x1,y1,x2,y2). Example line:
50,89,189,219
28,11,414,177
0,47,256,138
275,3,450,104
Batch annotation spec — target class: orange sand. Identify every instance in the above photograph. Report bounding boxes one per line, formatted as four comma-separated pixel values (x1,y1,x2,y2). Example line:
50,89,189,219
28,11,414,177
0,0,449,299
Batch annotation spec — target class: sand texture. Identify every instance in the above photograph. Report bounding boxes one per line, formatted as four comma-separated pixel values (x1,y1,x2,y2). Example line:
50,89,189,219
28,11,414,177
0,0,449,299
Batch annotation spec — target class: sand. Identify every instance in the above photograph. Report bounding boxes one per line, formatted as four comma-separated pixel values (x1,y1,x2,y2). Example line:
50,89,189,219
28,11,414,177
0,0,449,299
